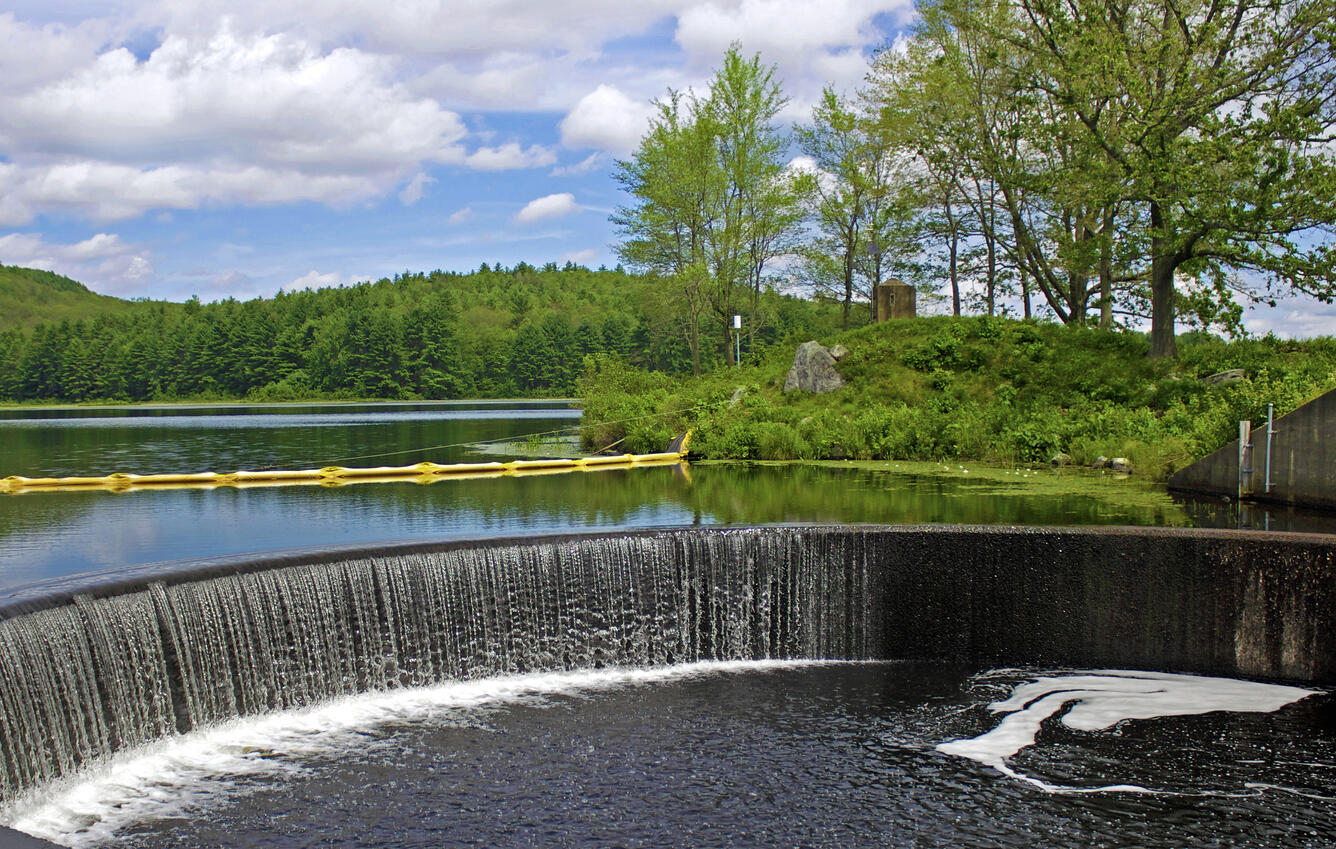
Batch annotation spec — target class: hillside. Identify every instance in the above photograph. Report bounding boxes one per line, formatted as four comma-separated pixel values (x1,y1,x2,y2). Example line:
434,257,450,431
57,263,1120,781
0,264,851,403
579,316,1336,478
0,265,147,332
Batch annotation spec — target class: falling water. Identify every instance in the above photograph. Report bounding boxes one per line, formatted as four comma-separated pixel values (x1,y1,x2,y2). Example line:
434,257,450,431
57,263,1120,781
0,529,881,803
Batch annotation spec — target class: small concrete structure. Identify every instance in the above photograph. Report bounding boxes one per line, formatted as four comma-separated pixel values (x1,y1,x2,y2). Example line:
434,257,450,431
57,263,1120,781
875,280,916,319
1169,386,1336,509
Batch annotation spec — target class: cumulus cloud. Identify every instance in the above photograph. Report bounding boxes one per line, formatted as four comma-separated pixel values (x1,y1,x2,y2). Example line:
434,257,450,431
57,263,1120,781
7,29,468,169
0,13,109,94
155,0,679,61
398,172,435,205
0,22,592,223
463,142,557,171
514,193,580,224
559,248,598,266
447,207,474,224
674,0,914,109
551,153,606,177
0,161,387,223
560,85,658,155
288,269,349,290
0,231,153,294
1244,299,1336,340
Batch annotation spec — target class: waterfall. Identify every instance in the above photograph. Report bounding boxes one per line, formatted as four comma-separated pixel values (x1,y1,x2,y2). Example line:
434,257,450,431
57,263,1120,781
3,524,1334,808
0,528,881,803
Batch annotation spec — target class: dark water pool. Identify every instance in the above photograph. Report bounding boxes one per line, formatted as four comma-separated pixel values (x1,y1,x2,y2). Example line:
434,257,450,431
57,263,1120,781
18,663,1332,849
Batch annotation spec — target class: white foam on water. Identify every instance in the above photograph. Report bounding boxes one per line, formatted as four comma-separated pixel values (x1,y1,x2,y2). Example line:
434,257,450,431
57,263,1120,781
936,669,1318,794
2,660,846,847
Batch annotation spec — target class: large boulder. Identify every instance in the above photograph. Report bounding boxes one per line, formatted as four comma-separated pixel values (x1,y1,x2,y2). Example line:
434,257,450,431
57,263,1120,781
784,341,845,394
1203,368,1246,386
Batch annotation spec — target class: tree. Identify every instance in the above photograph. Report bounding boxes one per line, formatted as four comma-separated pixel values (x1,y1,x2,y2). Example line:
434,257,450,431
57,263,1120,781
797,89,879,327
614,46,807,366
909,0,1336,356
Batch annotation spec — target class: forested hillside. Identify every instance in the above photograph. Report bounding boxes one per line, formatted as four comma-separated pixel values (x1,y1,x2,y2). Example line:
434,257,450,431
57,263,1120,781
0,263,848,403
0,265,148,332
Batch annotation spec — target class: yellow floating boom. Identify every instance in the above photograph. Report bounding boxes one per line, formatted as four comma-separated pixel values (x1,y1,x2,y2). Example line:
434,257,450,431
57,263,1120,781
0,434,691,495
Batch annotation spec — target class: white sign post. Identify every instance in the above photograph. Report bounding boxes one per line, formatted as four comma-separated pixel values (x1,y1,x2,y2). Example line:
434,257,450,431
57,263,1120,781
732,314,742,368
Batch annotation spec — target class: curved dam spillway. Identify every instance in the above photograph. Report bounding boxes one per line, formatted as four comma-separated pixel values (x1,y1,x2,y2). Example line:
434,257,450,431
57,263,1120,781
1,525,1334,811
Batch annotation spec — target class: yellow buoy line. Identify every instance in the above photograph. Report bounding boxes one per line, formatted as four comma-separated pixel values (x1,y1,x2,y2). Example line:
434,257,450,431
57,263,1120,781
1,434,691,496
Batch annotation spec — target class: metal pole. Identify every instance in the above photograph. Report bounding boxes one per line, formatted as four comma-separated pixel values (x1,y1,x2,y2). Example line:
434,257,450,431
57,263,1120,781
733,315,741,368
1238,419,1252,502
1264,402,1274,494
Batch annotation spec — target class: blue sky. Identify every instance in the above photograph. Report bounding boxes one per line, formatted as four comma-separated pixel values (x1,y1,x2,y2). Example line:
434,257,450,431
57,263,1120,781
0,0,1331,337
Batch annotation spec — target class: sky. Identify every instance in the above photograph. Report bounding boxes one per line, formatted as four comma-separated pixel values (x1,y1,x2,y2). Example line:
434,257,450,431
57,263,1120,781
0,0,1331,338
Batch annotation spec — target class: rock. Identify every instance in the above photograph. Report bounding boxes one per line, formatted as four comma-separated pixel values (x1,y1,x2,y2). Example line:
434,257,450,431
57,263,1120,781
1111,457,1133,473
784,341,845,394
1203,368,1246,386
829,344,849,361
1091,456,1109,470
1050,452,1073,467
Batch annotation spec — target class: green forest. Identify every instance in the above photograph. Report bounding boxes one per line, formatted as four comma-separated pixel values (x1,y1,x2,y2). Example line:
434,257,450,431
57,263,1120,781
0,262,848,403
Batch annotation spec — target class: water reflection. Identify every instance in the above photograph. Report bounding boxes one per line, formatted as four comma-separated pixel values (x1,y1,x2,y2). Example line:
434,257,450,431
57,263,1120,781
0,401,580,476
2,402,1332,589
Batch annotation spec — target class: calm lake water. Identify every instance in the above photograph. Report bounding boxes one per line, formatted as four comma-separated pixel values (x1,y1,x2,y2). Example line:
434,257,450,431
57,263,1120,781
0,400,1322,590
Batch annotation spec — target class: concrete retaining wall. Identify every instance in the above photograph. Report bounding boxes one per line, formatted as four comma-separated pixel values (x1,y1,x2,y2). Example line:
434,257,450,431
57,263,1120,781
1168,387,1336,509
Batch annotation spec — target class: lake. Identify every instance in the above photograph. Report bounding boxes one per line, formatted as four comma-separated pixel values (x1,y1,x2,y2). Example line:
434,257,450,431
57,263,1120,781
0,399,1223,590
0,400,1324,591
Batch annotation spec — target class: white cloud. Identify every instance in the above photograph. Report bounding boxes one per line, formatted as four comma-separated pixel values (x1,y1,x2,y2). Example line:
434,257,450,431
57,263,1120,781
398,172,435,205
675,0,908,63
155,1,679,60
1244,298,1336,340
6,30,467,169
674,0,914,107
288,269,348,290
0,13,108,95
559,248,598,265
551,153,607,177
0,231,153,294
560,85,658,155
463,142,557,171
0,161,388,223
514,193,580,224
447,207,474,224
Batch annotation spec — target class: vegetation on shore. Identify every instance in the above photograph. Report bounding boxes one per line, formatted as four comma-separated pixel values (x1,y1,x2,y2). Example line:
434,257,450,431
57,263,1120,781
579,316,1336,479
0,263,847,404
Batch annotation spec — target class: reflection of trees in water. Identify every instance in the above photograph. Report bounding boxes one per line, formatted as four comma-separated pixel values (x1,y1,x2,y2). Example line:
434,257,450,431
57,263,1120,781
0,413,579,478
339,463,1192,528
0,464,1199,553
1173,495,1336,535
680,465,1192,528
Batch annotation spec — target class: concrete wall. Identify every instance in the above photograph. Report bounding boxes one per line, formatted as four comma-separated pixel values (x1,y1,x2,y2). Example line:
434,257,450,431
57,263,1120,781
1168,387,1336,510
875,281,916,319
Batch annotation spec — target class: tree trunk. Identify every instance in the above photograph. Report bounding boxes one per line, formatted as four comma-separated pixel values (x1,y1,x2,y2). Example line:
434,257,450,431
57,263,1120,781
1098,207,1115,329
946,201,960,316
1149,253,1178,358
1020,266,1031,319
842,252,853,330
985,226,996,316
1148,203,1178,358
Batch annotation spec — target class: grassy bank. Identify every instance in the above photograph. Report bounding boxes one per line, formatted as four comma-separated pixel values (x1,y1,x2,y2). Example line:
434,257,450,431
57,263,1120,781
580,317,1336,479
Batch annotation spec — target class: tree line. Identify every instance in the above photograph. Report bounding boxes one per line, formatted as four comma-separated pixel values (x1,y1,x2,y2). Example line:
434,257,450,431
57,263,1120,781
614,0,1336,361
0,264,846,403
